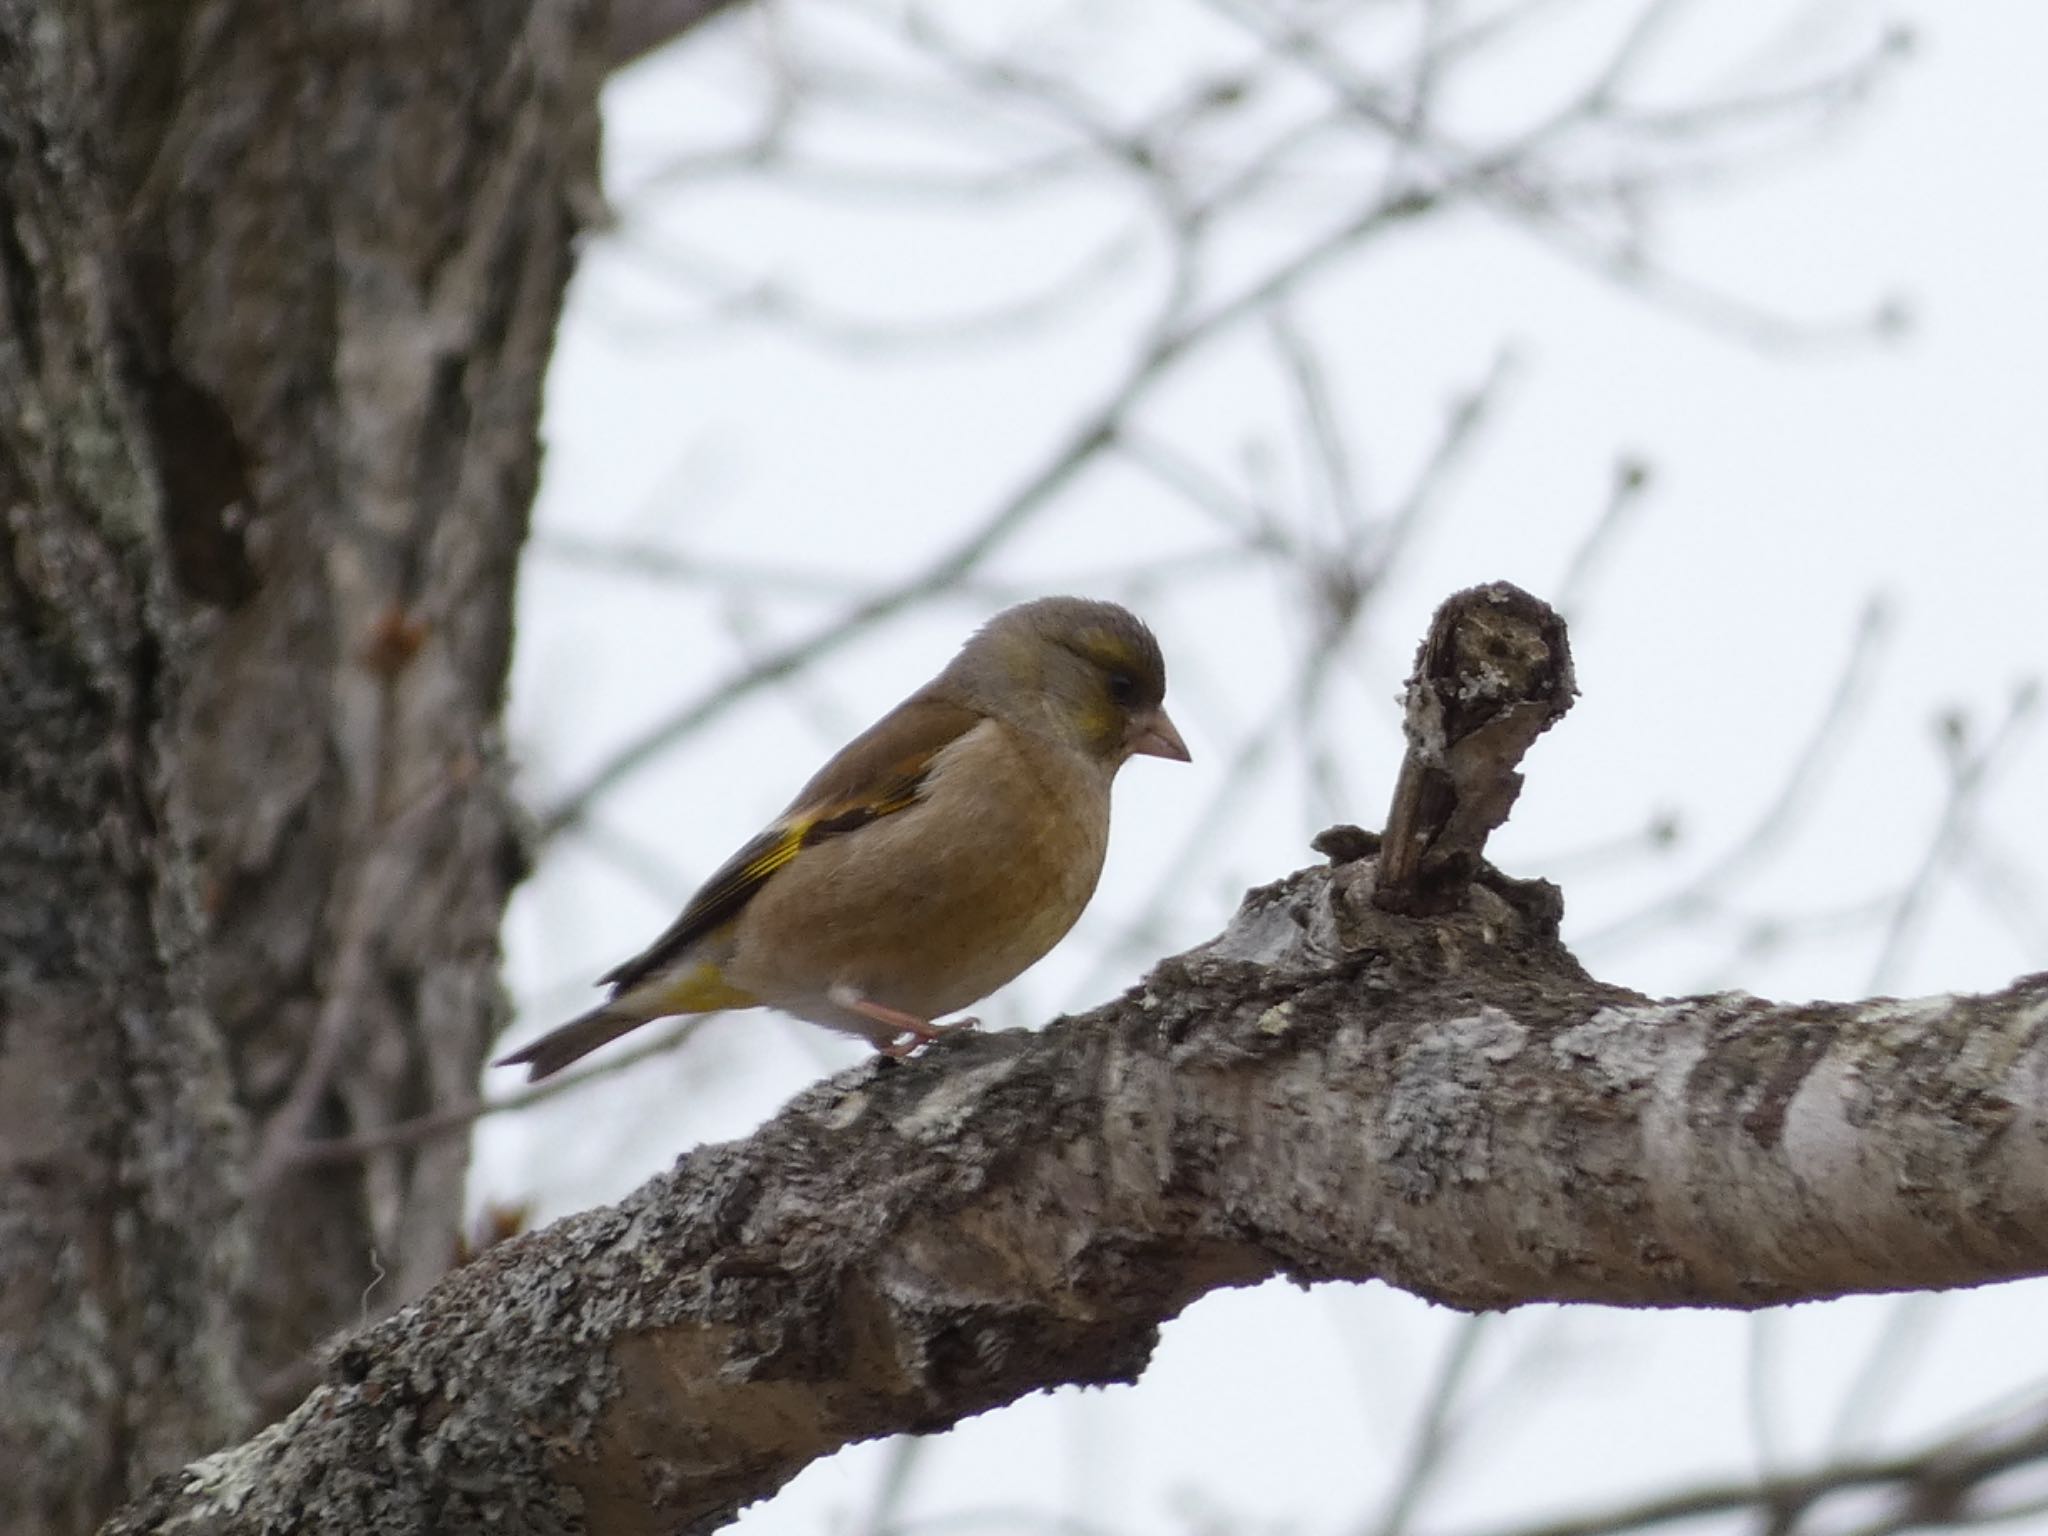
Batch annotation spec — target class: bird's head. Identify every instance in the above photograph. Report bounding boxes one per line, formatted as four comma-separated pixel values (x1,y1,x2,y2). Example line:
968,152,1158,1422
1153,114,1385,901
946,596,1190,770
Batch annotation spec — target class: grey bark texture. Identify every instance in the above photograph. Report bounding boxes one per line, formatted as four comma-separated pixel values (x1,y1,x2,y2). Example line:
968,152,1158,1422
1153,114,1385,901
99,851,2048,1534
0,2,603,1529
6,3,2046,1535
607,0,748,69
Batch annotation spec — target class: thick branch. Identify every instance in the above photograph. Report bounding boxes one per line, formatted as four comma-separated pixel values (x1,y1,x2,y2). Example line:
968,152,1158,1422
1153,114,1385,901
606,0,745,71
105,854,2048,1534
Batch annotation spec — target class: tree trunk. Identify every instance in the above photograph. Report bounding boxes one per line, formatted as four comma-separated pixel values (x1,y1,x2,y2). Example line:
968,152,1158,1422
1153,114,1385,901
0,3,602,1528
95,850,2048,1535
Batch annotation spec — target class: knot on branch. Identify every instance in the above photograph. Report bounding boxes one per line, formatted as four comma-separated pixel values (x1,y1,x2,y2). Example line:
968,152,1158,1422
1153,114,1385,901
1373,582,1575,915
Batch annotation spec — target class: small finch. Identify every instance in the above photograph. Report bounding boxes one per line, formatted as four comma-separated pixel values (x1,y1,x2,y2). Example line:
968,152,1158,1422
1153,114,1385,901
496,596,1188,1079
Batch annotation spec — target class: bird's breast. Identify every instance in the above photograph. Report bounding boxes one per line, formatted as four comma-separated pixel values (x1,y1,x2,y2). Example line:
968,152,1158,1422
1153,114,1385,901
727,719,1113,1020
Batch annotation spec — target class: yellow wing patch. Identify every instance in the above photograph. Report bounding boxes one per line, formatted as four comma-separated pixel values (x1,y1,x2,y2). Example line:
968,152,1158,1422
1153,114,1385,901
801,777,923,839
683,826,807,932
596,769,932,997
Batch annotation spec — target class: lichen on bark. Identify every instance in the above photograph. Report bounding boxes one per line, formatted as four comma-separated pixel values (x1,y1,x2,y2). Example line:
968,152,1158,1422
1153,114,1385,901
98,850,2048,1535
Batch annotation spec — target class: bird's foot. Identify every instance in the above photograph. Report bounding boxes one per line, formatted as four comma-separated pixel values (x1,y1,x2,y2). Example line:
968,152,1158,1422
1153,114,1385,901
832,987,976,1056
877,1021,978,1057
887,1015,978,1054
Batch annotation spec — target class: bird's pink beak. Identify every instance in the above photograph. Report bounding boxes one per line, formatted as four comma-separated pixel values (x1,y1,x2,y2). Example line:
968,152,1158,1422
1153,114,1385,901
1127,706,1191,763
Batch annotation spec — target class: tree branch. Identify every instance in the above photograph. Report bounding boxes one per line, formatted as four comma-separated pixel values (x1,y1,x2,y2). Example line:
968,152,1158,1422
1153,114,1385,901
104,850,2048,1534
606,0,746,73
1376,582,1577,914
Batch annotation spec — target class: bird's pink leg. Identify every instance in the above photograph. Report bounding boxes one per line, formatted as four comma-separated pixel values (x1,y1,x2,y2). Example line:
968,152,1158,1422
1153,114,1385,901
830,986,978,1056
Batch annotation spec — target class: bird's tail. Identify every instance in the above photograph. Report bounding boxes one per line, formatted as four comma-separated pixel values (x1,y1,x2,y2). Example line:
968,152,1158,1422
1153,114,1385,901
494,963,756,1081
493,1002,651,1082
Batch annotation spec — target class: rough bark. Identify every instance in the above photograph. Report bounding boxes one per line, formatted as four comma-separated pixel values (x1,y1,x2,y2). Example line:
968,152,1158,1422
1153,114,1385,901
0,11,248,1529
607,0,747,70
1375,583,1576,915
4,1,2038,1531
0,3,602,1528
101,850,2048,1535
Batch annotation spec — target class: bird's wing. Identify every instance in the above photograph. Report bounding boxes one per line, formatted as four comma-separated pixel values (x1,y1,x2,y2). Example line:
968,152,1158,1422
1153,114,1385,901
598,693,983,994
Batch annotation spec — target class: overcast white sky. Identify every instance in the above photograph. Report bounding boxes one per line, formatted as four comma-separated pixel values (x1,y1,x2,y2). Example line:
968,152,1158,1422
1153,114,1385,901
483,3,2048,1531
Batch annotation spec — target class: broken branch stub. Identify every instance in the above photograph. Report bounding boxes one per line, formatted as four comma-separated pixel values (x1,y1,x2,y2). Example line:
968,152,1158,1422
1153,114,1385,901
1374,582,1576,915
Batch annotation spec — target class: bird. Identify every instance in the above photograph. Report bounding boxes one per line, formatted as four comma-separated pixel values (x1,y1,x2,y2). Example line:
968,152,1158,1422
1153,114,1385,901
496,596,1190,1080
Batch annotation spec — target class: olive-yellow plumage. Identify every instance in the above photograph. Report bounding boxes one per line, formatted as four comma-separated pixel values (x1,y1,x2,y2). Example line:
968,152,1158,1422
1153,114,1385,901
496,596,1188,1080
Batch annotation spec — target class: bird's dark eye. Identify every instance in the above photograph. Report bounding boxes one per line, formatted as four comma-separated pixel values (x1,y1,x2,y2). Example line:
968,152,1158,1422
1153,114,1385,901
1106,670,1139,707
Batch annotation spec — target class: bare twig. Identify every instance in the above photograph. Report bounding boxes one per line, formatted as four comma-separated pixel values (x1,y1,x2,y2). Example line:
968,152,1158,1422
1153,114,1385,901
1748,1310,1790,1501
1826,1293,1943,1457
288,1017,715,1169
1952,827,2048,962
1443,1401,2048,1536
1869,683,2041,992
859,1436,933,1536
1268,304,1368,549
1555,457,1653,619
541,178,1456,843
1362,1316,1495,1536
1078,351,1514,992
1579,598,1893,954
603,219,1143,353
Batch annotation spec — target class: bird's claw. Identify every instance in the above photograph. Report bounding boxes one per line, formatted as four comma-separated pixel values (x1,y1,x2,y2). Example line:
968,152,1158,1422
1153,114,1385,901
877,1015,979,1057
